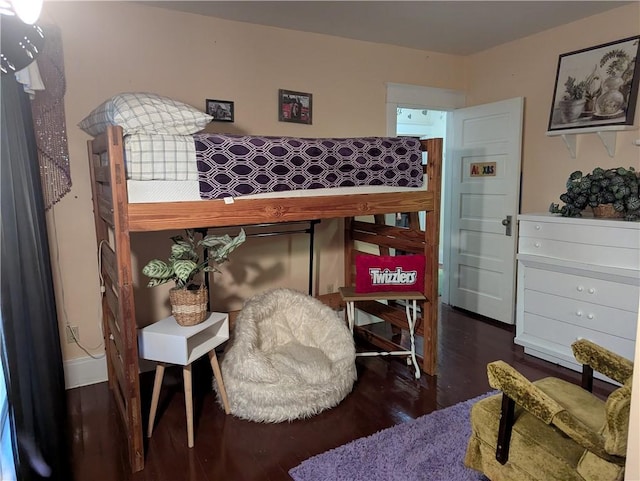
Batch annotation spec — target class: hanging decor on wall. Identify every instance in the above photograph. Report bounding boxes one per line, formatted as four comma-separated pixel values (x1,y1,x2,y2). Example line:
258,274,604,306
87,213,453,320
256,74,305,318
31,25,72,209
0,15,44,74
206,99,234,122
547,35,639,132
278,89,312,125
0,16,73,210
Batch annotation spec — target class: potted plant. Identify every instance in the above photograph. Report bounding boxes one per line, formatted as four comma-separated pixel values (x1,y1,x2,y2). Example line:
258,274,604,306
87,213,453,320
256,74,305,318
142,228,246,325
549,166,640,221
558,76,586,123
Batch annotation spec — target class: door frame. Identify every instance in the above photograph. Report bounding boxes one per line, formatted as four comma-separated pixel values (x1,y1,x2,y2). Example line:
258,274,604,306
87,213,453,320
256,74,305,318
385,83,466,304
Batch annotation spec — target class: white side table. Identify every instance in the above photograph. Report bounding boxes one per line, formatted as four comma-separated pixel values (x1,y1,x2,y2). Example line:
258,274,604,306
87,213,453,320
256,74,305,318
138,312,231,448
339,286,424,379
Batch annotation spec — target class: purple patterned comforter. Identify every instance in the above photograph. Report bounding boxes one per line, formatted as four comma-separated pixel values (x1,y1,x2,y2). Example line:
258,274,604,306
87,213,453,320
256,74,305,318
194,134,423,199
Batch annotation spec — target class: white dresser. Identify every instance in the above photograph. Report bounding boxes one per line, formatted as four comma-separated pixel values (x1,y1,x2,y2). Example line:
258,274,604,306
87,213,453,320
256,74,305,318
515,213,639,378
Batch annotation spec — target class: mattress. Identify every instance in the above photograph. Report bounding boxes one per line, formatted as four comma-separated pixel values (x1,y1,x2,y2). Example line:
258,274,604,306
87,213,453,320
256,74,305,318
195,134,424,199
124,133,425,203
126,180,424,203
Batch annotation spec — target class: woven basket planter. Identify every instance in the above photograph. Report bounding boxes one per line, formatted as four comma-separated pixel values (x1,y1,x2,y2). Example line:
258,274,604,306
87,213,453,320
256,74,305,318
169,286,208,326
592,204,624,219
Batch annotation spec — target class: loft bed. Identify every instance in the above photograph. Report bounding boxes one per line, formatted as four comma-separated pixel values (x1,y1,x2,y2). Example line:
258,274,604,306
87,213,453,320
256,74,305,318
87,125,442,472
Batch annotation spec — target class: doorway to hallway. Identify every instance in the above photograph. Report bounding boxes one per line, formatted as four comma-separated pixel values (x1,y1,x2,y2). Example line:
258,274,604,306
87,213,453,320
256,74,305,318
395,107,447,295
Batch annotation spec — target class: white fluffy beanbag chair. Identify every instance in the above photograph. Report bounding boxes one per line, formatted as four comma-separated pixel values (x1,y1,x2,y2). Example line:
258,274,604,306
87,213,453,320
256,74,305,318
219,288,357,423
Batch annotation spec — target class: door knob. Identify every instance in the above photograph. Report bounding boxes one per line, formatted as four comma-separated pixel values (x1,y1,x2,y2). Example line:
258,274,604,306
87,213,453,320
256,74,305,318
502,215,512,236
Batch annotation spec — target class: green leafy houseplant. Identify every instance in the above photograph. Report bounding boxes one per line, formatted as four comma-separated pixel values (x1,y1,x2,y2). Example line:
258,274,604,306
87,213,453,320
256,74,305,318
142,228,246,326
549,167,640,221
142,228,246,289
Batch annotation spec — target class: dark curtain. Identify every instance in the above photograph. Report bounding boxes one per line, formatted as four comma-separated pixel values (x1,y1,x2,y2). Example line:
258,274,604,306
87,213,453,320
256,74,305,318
1,73,71,479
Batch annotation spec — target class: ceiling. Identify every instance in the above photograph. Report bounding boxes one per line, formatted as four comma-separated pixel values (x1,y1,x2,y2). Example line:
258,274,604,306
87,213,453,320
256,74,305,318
142,1,631,55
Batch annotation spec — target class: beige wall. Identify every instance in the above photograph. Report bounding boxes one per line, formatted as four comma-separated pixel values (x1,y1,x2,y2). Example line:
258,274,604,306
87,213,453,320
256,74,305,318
466,4,640,214
43,1,467,361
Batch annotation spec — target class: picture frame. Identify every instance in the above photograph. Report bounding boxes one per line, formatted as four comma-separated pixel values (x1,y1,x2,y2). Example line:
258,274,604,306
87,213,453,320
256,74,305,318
206,99,234,122
278,89,312,125
548,35,639,132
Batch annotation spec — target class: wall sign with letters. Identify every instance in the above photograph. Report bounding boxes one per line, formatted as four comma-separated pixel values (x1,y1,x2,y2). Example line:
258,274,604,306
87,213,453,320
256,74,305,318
470,162,497,177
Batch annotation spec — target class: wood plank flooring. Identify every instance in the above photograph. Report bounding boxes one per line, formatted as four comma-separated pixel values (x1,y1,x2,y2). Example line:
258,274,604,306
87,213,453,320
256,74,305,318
67,304,615,481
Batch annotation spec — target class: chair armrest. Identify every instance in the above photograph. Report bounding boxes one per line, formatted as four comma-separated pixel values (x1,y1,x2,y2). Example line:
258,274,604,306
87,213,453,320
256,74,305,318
487,361,564,423
571,339,634,385
487,361,623,464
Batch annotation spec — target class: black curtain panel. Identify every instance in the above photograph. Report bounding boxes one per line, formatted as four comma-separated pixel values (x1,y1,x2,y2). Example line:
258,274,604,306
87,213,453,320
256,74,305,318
1,73,71,479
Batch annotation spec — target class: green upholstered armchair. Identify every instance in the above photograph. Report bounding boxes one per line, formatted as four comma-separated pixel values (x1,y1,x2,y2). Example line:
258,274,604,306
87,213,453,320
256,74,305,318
464,339,633,481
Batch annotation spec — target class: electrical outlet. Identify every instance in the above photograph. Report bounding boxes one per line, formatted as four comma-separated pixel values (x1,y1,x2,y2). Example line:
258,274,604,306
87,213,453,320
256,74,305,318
326,283,334,293
66,326,79,344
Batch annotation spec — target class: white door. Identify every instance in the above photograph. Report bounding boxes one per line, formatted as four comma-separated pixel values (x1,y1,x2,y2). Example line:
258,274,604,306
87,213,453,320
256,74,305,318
448,97,523,324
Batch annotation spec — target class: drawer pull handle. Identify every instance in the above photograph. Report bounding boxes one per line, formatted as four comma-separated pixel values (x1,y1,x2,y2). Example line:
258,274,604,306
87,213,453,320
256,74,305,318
588,288,595,294
534,242,541,248
587,314,594,320
535,225,541,230
576,311,583,317
577,286,584,292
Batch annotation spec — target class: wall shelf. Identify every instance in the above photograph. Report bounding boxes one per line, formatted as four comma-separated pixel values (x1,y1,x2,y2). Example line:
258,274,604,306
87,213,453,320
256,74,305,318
547,125,637,159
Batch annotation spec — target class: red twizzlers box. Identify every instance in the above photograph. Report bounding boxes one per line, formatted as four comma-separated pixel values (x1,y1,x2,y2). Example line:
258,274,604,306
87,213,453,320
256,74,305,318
355,254,426,293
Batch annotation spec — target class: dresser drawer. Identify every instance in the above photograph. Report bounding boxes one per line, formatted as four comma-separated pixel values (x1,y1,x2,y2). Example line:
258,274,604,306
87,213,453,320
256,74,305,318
516,311,636,363
519,218,640,249
522,289,637,339
518,216,640,269
518,236,639,270
523,267,640,312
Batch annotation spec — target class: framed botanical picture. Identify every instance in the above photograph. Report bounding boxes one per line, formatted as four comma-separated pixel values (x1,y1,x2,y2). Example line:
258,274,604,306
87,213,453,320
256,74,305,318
278,89,312,125
206,99,234,122
548,35,639,131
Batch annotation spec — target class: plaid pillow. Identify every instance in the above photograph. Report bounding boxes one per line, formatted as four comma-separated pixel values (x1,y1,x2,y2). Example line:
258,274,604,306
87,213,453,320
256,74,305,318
78,92,212,136
124,134,197,181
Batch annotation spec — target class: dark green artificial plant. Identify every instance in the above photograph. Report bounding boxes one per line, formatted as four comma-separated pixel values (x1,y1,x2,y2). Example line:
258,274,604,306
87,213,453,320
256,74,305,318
549,166,640,221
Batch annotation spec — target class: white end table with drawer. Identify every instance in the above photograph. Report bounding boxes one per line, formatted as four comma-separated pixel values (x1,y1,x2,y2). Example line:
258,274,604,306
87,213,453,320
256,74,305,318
138,312,231,448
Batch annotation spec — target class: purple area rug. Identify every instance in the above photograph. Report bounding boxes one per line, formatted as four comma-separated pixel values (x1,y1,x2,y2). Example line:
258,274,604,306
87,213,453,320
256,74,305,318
289,392,494,481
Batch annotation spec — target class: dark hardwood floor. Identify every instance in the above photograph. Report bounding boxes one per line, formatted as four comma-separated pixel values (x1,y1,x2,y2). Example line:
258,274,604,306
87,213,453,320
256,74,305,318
67,303,614,481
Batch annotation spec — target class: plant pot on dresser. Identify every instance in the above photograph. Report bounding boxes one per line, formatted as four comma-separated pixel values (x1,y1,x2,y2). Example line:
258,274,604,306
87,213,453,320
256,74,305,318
515,213,639,382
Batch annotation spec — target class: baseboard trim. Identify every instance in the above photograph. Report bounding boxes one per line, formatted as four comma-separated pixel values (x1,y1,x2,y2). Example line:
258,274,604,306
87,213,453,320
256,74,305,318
64,356,108,389
64,356,158,390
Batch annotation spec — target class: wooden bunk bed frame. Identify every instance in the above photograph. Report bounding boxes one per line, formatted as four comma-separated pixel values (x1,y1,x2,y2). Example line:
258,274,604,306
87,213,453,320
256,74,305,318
87,125,442,472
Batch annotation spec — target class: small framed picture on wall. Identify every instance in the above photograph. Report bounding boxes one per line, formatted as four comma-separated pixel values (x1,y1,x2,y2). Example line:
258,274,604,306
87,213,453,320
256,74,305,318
206,99,234,122
278,89,312,125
